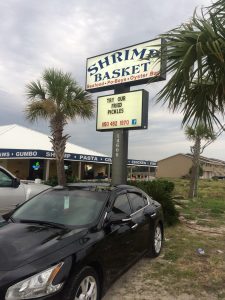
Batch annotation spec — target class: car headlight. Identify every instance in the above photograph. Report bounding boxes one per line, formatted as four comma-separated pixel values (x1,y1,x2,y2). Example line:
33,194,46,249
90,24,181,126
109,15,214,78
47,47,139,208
5,262,64,299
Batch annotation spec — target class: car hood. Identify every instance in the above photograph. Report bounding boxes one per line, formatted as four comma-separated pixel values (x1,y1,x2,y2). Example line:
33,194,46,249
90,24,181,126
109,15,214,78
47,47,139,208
0,221,87,271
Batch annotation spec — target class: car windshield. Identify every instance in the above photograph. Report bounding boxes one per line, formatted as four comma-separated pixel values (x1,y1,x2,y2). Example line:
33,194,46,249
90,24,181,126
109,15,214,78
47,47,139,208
12,188,108,227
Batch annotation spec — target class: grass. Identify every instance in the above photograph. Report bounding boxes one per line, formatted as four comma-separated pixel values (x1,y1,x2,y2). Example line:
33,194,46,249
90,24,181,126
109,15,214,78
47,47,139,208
144,224,225,298
171,178,225,228
145,178,225,298
171,177,225,199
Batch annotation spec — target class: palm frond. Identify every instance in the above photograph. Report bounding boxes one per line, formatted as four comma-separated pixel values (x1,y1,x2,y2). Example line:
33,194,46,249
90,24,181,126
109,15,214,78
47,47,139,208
157,5,225,128
26,80,46,100
62,87,95,120
25,99,56,122
25,68,94,123
185,123,216,141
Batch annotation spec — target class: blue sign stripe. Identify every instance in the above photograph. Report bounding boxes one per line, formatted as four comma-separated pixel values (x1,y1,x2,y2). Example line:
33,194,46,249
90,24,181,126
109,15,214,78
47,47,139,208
0,149,157,167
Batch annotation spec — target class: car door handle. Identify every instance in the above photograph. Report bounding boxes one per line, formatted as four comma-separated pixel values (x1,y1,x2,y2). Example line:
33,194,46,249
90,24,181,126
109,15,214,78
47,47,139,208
131,223,138,230
150,212,156,218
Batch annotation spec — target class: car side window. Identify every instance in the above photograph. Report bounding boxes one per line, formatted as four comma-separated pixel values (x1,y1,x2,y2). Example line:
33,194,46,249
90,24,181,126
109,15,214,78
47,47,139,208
128,192,146,213
112,194,132,216
0,170,13,187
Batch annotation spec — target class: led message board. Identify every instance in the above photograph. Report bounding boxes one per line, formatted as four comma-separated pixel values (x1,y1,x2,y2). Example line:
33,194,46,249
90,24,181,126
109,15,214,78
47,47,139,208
86,39,165,92
96,90,148,131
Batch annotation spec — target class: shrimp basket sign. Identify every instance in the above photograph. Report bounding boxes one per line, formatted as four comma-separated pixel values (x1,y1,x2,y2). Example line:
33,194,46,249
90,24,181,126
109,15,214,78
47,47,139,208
96,90,148,131
86,39,165,92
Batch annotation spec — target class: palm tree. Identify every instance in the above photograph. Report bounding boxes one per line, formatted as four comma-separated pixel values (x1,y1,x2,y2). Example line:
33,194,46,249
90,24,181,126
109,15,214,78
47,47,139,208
157,0,225,129
185,124,216,198
210,0,225,21
25,68,94,186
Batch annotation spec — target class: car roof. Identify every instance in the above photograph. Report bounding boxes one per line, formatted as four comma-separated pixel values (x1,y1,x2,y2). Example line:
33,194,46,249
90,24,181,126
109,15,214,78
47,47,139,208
53,183,138,193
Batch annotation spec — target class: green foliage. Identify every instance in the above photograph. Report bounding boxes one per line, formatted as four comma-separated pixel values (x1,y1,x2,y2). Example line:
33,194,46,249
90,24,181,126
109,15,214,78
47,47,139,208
189,165,203,177
25,68,94,123
44,175,78,186
44,176,58,186
185,124,216,142
157,1,225,129
128,180,179,226
25,68,94,186
66,175,78,183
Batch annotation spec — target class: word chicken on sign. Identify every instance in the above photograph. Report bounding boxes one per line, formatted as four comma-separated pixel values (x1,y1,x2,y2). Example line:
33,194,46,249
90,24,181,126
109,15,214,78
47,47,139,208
86,39,165,92
96,90,149,131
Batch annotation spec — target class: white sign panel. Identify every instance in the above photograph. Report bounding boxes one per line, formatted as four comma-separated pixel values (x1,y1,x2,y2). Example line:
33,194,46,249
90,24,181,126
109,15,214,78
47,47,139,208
86,39,165,92
96,90,148,131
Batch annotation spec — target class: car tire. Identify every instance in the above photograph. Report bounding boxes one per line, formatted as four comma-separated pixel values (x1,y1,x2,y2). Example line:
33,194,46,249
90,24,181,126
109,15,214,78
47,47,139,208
149,223,163,257
64,266,100,300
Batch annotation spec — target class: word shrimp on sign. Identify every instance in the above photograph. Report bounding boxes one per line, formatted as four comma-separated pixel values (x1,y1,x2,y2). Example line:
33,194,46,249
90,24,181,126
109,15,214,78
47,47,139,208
86,39,165,93
96,90,149,131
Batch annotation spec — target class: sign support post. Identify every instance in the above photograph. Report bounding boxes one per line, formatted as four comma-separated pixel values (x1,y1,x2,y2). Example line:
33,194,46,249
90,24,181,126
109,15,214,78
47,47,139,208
112,86,130,185
112,129,128,185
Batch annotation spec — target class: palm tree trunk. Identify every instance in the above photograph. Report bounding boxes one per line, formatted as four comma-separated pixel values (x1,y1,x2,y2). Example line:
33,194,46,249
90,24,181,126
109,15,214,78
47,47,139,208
188,138,201,198
49,116,69,186
56,159,66,186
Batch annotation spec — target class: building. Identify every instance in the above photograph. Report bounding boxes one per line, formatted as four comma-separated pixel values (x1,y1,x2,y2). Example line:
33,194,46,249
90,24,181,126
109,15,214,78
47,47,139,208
0,124,157,181
156,153,225,179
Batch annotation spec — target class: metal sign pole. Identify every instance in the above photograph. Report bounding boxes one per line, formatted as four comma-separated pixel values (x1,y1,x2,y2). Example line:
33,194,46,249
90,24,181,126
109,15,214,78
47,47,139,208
112,86,130,185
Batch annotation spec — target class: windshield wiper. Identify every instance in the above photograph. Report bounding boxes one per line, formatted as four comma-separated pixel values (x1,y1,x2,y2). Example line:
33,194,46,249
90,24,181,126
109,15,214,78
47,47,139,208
19,219,67,229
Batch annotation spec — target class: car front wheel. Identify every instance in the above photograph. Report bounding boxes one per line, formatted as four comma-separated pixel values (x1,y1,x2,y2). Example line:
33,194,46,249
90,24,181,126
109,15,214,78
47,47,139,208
64,266,100,300
149,223,163,257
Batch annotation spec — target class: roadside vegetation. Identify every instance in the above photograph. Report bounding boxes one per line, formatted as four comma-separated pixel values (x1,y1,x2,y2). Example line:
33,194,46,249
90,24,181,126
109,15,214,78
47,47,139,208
152,178,225,298
129,180,179,226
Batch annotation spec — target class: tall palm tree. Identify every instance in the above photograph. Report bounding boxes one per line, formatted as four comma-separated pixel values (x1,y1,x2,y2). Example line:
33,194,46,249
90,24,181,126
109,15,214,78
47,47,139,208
25,68,94,186
157,0,225,129
185,124,216,198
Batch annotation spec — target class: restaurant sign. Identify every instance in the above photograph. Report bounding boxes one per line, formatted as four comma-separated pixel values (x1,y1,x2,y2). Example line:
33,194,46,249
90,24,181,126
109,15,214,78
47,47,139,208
0,149,157,167
96,90,148,131
86,38,165,92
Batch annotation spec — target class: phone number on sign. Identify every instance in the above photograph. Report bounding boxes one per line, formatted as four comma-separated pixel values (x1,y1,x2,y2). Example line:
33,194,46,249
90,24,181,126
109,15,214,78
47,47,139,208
102,120,130,127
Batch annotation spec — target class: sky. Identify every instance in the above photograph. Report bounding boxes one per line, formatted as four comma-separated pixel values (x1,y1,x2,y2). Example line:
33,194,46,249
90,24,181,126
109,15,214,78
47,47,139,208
1,0,224,163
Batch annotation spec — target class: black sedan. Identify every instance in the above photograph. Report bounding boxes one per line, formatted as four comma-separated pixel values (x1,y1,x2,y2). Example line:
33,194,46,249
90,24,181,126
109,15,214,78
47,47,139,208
0,183,164,300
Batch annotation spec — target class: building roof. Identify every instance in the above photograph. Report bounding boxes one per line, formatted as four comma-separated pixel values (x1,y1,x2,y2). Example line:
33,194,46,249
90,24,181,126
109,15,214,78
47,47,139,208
158,153,225,166
0,124,157,167
185,153,225,166
0,124,107,157
157,153,189,163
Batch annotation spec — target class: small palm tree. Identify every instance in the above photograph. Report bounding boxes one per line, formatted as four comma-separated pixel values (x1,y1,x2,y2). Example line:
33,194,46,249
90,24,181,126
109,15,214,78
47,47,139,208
185,124,216,198
25,68,94,186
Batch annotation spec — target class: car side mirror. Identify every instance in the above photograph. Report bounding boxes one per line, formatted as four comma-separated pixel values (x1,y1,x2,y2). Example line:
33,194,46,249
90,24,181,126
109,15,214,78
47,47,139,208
12,178,20,188
108,213,132,225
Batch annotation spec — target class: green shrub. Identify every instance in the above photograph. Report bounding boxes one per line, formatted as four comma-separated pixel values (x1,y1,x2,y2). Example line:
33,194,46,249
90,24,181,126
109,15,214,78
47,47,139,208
44,176,58,186
44,175,78,186
66,175,78,183
128,180,179,226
